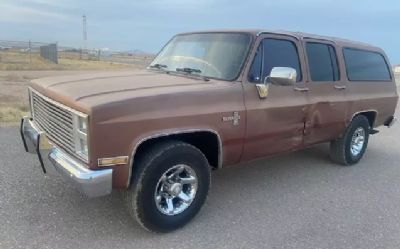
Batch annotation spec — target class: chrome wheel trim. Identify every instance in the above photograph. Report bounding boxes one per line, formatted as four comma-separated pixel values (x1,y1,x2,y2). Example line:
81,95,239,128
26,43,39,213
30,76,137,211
350,127,366,157
154,164,198,216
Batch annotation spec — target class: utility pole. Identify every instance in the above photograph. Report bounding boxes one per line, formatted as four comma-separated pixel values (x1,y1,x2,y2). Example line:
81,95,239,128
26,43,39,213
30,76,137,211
82,15,87,59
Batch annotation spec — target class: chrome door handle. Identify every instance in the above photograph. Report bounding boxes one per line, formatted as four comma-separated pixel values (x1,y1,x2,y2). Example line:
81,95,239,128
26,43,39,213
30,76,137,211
294,87,309,92
334,85,346,90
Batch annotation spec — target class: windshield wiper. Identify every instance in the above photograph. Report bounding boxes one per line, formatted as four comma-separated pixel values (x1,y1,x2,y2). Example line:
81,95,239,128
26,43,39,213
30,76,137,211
149,63,168,69
175,67,209,81
176,67,202,74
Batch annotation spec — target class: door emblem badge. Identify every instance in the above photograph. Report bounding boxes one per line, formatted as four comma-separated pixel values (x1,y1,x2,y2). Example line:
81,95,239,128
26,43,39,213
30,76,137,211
222,111,241,126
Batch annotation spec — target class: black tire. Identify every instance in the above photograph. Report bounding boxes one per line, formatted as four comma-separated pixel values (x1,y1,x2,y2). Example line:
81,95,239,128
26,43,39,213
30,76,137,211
124,140,211,232
330,115,370,166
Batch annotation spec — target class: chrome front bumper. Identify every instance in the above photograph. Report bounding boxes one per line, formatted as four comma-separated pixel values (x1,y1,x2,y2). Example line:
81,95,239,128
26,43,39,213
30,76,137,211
20,117,113,198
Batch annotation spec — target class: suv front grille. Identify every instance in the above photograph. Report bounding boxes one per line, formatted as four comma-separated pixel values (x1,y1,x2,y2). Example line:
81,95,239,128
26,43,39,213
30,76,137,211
30,89,76,155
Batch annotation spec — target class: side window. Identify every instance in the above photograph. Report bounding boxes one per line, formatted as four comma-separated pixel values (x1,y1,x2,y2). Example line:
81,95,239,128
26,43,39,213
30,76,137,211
306,42,339,81
343,48,391,81
248,44,263,82
249,38,302,83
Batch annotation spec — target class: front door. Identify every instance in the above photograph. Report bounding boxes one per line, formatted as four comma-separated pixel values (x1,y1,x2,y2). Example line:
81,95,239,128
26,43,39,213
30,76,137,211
241,34,309,162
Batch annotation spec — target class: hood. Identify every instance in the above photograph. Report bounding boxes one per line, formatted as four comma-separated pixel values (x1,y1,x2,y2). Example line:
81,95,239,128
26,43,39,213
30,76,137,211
30,70,223,113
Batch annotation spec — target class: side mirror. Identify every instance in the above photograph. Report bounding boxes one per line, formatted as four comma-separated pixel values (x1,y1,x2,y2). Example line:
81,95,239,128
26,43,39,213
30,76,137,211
265,67,297,86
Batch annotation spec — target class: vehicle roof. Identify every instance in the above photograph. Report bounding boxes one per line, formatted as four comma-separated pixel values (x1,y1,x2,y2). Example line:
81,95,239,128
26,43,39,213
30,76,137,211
178,29,382,51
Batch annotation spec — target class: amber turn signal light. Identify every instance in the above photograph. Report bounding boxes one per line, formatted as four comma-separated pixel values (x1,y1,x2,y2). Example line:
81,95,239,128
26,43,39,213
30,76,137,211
98,156,129,167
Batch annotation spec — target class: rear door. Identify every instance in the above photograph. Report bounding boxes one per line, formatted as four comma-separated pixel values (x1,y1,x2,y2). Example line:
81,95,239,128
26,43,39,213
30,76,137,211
241,34,309,161
302,40,348,145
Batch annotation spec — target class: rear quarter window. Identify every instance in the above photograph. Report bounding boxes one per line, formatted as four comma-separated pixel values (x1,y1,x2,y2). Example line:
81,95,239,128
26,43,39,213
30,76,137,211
343,48,391,81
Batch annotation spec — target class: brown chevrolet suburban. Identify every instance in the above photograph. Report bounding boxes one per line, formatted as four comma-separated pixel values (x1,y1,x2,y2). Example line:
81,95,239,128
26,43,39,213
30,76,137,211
21,30,398,232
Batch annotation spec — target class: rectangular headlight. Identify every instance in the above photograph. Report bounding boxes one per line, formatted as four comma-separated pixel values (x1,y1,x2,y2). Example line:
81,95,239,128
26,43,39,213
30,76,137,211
73,114,89,161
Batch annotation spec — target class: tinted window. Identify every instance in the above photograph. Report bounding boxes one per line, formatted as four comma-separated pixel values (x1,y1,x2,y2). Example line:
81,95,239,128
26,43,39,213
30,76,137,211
306,42,339,81
249,38,302,82
343,48,391,81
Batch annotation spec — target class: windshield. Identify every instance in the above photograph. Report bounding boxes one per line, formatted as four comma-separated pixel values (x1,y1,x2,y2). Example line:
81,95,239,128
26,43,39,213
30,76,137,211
149,33,252,80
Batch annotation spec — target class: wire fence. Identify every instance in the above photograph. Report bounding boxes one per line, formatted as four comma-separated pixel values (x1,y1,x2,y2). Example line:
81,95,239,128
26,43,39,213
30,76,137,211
58,46,154,66
0,40,154,68
0,40,57,65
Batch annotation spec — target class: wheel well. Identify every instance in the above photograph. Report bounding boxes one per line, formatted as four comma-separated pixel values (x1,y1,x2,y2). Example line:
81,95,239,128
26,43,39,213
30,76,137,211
357,111,377,128
133,131,221,170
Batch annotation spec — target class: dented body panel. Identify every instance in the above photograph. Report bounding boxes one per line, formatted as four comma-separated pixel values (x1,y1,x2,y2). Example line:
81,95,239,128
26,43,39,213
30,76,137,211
26,29,398,190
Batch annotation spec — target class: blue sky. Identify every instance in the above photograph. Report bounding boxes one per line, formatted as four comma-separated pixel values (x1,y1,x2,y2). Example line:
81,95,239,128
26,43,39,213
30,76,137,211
1,0,399,64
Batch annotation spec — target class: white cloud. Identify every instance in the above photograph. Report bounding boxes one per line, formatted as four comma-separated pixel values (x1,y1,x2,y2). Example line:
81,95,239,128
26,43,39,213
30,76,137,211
0,2,73,23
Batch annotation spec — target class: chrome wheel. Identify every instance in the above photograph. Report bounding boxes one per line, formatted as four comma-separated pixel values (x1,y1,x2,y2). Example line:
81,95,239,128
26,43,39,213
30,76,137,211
154,164,198,216
350,127,365,156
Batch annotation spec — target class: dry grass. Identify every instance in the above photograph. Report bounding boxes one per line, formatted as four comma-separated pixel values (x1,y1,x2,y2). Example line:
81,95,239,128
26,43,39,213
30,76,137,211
0,69,141,123
0,51,149,123
0,106,28,123
58,58,137,70
0,52,143,70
